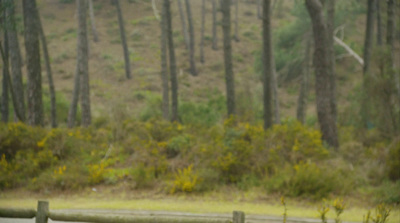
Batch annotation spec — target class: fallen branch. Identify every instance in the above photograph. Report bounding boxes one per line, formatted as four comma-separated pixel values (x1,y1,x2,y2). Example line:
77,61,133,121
334,36,364,66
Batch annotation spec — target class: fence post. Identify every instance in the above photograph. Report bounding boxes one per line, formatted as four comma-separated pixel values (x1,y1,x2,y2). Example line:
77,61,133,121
233,211,245,223
36,200,49,223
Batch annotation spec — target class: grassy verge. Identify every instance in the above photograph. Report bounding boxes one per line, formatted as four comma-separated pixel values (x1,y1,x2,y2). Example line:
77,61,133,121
0,194,399,223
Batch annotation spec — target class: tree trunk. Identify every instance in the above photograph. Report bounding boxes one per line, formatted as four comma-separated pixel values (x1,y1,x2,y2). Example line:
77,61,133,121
233,0,239,42
376,0,382,45
177,0,189,50
0,42,25,123
386,0,399,132
305,0,339,148
297,37,311,124
88,0,99,42
361,0,376,128
115,0,131,79
67,65,80,128
7,0,25,122
212,0,218,50
165,0,179,122
36,6,57,128
363,0,375,76
200,0,205,63
1,3,9,123
221,0,235,116
326,0,336,122
23,0,43,126
160,0,169,120
272,54,280,124
262,0,273,129
78,0,91,127
386,0,394,47
185,0,197,76
257,0,262,19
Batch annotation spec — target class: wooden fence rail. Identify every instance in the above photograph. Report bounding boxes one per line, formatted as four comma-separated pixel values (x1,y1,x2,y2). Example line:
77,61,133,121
0,200,245,223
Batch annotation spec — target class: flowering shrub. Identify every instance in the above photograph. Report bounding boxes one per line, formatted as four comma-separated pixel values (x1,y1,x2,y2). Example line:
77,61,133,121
170,165,198,193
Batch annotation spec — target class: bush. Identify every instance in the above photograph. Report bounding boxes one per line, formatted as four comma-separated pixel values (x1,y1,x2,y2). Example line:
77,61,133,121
170,165,199,193
265,162,342,199
387,140,400,181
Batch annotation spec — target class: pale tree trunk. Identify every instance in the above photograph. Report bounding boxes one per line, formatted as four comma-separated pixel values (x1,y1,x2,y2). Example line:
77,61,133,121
115,0,131,79
160,0,169,120
36,6,57,128
185,0,197,76
257,0,262,19
222,0,235,116
200,0,205,63
1,3,9,123
305,0,339,149
165,0,179,122
7,0,25,122
78,0,91,127
297,37,311,124
262,0,273,129
212,0,218,50
88,0,99,42
326,0,336,122
177,0,189,50
376,0,382,45
361,0,376,128
23,0,43,126
233,0,239,42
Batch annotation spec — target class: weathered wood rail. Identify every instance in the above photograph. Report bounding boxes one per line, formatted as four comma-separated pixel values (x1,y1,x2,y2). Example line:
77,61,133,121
0,200,245,223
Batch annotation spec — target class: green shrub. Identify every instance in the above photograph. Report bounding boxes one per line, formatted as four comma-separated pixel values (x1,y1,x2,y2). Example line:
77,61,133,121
387,141,400,181
373,181,400,205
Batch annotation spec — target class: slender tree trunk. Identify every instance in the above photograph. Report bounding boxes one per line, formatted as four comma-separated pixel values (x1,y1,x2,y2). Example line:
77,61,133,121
1,5,9,123
35,6,57,128
185,0,197,76
88,0,99,42
386,0,394,47
23,0,43,126
257,0,262,19
297,37,311,124
67,65,80,128
363,0,375,76
272,54,280,124
305,0,339,148
115,0,131,79
376,0,382,45
7,0,25,122
0,42,25,122
386,0,399,132
165,0,179,122
361,0,376,128
233,0,239,42
262,0,273,129
78,0,91,127
160,0,169,120
221,0,235,116
177,0,189,50
212,0,218,50
326,0,336,122
200,0,205,63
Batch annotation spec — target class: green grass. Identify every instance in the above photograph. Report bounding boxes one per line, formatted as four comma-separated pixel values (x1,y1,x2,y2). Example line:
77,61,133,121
1,196,399,223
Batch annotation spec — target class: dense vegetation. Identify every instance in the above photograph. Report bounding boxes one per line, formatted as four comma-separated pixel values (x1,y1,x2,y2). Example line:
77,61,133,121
0,0,399,211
